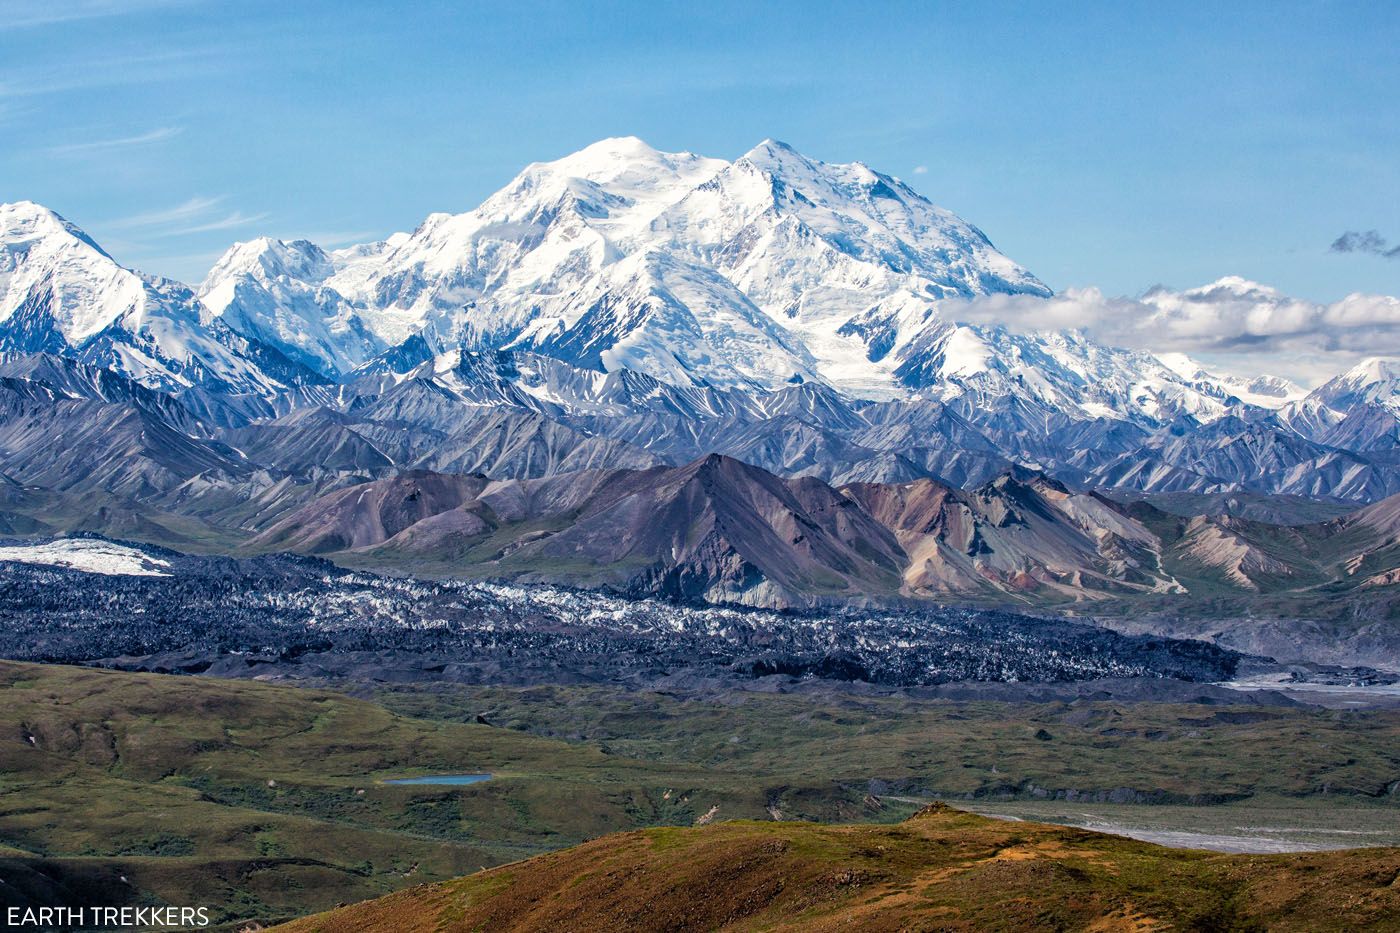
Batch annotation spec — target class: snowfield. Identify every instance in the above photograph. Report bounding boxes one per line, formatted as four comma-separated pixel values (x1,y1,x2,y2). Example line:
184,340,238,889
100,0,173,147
0,539,171,577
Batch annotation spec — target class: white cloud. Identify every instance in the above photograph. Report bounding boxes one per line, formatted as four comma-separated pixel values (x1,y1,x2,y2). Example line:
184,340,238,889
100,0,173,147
939,276,1400,386
108,196,226,229
48,126,182,155
163,210,270,236
912,165,928,174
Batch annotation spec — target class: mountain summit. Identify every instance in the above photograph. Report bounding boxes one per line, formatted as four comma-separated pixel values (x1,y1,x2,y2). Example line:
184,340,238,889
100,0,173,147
4,140,1399,506
0,201,300,395
201,138,1051,395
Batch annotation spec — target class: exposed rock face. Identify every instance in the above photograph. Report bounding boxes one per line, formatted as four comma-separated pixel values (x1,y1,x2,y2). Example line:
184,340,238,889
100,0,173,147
1171,515,1296,591
251,471,492,553
841,476,1173,599
243,462,1400,611
254,455,909,608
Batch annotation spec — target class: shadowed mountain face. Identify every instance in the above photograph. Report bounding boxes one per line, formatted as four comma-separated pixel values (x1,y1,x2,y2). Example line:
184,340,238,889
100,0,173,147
253,456,909,607
0,377,252,501
243,456,1400,613
0,349,1396,618
249,471,493,553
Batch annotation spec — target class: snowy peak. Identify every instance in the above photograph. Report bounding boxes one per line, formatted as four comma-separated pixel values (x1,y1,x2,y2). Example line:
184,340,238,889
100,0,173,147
0,201,299,394
1,200,143,344
201,236,384,378
205,236,335,285
533,136,725,196
232,137,1057,396
310,138,727,354
735,139,928,228
1174,275,1286,303
475,136,726,242
892,325,1250,427
1155,352,1305,410
1,200,112,261
1312,357,1400,414
1338,357,1400,390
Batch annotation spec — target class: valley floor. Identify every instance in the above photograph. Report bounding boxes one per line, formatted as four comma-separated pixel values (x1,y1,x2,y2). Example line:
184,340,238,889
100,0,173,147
3,661,1400,928
959,799,1400,853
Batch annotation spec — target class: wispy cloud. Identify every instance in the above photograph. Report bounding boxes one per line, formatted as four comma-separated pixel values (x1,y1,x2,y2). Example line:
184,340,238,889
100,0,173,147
166,210,270,236
1331,230,1400,260
106,196,269,238
0,0,194,32
0,47,217,99
48,125,182,155
0,98,31,128
109,196,225,229
912,165,928,175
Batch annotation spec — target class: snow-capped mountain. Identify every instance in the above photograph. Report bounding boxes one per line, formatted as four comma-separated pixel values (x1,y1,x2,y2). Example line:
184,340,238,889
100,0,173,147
0,201,299,395
3,138,1398,506
200,237,387,379
191,139,1315,431
1155,352,1305,410
203,137,1052,395
894,327,1259,426
1309,358,1400,414
1280,357,1400,453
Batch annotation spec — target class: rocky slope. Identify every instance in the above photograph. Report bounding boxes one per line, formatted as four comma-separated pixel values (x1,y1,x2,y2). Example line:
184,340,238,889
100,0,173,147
245,457,1400,611
0,347,1394,614
253,456,910,607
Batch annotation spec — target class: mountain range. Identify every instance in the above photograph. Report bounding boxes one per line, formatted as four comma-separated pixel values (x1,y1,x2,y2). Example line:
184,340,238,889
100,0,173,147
243,456,1400,614
2,137,1399,613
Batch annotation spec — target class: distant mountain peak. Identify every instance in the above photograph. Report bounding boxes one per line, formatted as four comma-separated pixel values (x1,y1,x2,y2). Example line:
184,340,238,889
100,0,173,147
1309,355,1400,415
181,137,1051,395
1,200,113,260
0,202,295,394
1346,356,1400,383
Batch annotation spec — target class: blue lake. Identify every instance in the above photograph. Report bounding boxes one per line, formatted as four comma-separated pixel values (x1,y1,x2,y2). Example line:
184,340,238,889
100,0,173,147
383,773,492,786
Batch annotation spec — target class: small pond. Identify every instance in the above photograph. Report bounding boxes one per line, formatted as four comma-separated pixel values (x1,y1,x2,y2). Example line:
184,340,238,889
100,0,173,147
383,773,492,786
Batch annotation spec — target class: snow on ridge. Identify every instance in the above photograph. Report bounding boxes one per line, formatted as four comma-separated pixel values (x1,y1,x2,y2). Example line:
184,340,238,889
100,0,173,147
0,142,1324,423
187,137,1052,397
0,539,172,577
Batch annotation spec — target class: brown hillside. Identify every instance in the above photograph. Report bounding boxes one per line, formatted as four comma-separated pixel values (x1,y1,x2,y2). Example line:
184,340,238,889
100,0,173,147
274,804,1400,932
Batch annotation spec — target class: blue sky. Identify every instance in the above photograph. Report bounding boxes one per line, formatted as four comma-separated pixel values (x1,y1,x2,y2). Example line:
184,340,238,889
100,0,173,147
2,0,1397,303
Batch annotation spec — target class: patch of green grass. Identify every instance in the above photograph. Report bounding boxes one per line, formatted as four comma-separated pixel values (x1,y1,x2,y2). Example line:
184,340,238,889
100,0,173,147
375,681,1400,804
6,660,1400,927
0,662,871,924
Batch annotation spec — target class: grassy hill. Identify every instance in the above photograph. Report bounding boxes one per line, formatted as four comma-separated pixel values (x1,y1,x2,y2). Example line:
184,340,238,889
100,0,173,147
0,662,881,926
4,661,1400,927
275,804,1400,932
